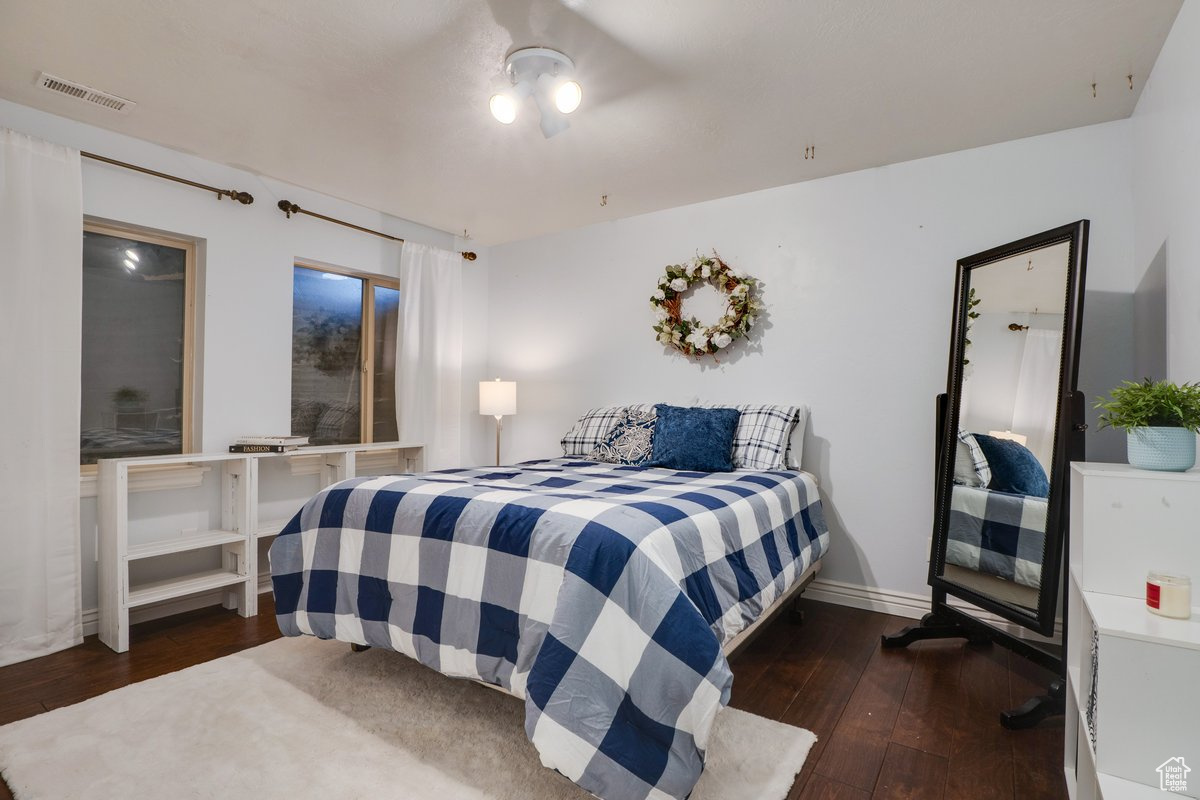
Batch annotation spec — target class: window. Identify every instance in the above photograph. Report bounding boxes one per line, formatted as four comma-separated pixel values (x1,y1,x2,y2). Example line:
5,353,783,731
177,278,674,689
291,264,399,445
80,223,195,465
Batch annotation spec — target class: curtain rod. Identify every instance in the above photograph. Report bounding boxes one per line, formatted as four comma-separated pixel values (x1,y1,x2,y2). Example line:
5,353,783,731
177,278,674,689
81,151,254,204
277,200,477,261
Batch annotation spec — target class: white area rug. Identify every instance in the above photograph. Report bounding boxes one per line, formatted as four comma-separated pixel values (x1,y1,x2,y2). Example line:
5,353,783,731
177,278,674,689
0,636,816,800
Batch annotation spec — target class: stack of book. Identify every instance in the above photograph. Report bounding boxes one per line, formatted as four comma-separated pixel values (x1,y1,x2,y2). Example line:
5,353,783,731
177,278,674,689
229,435,310,454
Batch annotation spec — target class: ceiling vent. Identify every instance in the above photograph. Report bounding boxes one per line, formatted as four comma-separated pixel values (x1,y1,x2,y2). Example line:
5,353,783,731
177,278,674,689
36,72,136,113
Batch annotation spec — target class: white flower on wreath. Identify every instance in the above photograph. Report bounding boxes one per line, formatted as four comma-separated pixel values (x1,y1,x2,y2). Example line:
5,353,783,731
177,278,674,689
684,261,697,277
686,329,710,350
658,330,673,345
652,288,665,301
658,276,670,287
731,283,749,297
712,332,733,349
670,277,688,292
700,262,712,279
655,306,669,320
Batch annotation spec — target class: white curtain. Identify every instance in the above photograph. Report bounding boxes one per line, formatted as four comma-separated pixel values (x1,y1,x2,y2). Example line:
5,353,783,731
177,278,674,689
1011,328,1063,472
396,242,462,469
0,129,83,667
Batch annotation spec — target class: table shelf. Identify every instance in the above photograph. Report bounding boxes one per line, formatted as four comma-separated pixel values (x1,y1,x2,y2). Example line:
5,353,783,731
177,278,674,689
128,569,248,608
98,442,423,653
127,529,244,560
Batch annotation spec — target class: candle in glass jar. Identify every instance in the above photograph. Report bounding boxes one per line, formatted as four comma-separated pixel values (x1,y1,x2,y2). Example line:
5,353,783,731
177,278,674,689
1146,572,1192,619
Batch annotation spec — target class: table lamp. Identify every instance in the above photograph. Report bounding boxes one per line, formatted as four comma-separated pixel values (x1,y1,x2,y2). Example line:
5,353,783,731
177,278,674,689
479,378,517,466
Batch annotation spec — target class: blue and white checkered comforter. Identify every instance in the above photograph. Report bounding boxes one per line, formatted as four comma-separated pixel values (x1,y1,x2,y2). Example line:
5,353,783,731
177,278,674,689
270,458,829,800
946,485,1046,589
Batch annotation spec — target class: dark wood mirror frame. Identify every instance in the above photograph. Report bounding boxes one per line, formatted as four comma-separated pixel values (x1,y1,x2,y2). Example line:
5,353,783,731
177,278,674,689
932,220,1089,635
883,220,1090,728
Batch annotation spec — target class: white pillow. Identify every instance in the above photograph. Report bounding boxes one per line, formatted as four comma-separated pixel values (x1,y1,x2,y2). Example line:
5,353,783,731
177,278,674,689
787,405,810,469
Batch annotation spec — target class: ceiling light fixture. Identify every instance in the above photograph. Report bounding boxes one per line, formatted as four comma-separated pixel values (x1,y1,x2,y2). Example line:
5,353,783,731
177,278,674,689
122,258,137,270
124,249,139,262
489,47,581,138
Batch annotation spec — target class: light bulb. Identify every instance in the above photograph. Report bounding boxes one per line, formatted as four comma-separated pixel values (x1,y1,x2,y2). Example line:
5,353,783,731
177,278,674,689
124,249,140,262
123,258,137,270
555,80,582,114
489,93,517,124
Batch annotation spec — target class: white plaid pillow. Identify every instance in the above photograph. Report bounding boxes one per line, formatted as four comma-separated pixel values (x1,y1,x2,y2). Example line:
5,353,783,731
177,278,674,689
957,429,992,488
561,405,655,456
729,405,801,470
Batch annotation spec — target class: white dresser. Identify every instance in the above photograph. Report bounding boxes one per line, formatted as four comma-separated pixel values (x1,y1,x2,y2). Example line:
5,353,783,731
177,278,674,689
1065,463,1200,799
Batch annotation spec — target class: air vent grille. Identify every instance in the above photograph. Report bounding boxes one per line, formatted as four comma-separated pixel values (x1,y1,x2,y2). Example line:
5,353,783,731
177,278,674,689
36,72,136,113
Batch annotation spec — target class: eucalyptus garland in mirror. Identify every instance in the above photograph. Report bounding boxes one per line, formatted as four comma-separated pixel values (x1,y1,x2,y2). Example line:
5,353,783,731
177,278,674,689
650,254,762,357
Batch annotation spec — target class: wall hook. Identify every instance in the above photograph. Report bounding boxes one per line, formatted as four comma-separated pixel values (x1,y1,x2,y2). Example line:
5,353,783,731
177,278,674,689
1128,73,1134,91
600,194,608,207
1091,82,1097,98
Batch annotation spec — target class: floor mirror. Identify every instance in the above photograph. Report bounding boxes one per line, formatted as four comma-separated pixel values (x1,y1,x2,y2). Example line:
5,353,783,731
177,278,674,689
883,220,1089,729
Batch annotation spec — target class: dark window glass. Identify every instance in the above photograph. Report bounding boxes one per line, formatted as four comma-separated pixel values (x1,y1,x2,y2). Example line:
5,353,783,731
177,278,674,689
81,230,187,464
291,267,364,444
373,286,400,442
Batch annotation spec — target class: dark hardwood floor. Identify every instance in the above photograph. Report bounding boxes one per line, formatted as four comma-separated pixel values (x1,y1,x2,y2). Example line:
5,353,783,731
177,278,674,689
0,596,1065,799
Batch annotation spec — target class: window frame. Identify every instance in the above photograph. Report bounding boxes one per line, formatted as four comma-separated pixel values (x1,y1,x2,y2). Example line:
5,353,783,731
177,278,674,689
80,220,197,474
292,260,399,444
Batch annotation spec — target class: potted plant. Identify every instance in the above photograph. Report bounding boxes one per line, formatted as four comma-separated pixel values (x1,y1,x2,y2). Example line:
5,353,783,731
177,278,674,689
110,386,148,412
1095,379,1200,471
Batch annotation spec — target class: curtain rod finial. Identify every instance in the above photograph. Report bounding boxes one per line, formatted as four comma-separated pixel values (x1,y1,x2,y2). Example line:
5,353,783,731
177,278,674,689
223,189,254,204
278,199,300,218
462,251,478,261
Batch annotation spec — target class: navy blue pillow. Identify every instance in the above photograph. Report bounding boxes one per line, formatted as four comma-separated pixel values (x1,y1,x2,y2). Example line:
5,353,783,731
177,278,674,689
973,433,1050,498
644,404,740,472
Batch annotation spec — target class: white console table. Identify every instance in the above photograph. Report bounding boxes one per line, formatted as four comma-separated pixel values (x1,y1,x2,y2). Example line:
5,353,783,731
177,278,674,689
98,442,423,653
1065,463,1199,799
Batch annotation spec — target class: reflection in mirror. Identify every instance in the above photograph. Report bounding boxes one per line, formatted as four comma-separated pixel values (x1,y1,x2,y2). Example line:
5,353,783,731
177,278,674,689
941,242,1069,612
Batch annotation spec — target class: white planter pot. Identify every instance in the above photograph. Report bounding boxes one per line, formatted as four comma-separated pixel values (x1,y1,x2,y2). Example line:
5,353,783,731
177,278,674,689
1126,427,1197,472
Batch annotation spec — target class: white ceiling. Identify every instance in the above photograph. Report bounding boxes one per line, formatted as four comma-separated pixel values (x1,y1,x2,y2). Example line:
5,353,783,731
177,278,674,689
0,1,1181,245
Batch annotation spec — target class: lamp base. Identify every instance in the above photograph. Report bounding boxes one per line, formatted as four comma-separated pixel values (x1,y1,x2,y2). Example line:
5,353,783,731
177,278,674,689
494,415,503,467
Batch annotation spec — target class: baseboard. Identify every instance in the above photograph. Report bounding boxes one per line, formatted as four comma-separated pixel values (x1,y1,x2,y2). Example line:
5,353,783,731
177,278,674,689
81,574,276,638
805,577,1062,643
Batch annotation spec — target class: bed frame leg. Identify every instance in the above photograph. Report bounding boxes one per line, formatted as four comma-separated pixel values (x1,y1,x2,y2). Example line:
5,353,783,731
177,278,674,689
350,643,371,653
790,597,805,625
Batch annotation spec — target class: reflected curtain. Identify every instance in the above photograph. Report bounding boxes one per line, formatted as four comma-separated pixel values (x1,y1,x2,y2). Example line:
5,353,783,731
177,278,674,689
0,129,83,666
1011,328,1062,471
396,242,462,469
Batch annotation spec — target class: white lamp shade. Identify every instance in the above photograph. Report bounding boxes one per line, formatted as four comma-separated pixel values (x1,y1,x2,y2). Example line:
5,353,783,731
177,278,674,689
479,380,517,416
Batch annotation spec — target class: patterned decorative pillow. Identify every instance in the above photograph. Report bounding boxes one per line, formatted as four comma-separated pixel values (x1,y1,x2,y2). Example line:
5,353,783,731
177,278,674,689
957,429,992,488
589,408,657,465
561,405,654,456
727,405,802,470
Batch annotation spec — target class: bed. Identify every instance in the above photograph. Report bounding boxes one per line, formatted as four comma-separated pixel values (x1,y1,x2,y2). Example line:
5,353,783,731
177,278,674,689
944,484,1047,602
270,457,829,800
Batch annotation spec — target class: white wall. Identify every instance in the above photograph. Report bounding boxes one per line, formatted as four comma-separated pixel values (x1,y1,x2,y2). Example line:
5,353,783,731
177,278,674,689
1132,0,1200,383
0,99,492,616
487,122,1135,602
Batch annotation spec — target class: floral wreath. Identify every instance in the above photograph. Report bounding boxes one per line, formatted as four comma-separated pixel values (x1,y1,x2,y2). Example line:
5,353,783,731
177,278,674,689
650,253,762,357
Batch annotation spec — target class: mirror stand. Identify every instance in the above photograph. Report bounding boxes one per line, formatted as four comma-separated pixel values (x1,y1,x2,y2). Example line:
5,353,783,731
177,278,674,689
882,587,1066,729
